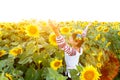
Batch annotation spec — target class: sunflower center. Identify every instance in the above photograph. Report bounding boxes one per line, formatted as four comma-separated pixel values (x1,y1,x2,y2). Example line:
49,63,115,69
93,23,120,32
103,28,109,32
63,28,69,32
0,52,3,55
54,61,60,67
98,27,102,31
84,70,95,80
13,49,22,55
16,49,22,54
52,35,56,42
29,27,37,34
0,51,5,57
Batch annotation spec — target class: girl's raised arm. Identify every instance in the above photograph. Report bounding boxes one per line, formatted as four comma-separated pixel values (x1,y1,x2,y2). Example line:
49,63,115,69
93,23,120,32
82,22,92,37
48,20,60,36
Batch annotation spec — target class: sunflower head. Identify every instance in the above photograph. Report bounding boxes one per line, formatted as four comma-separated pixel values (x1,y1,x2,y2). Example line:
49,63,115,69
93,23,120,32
80,65,101,80
49,33,57,46
0,31,2,35
118,31,120,36
60,26,70,34
50,59,62,70
9,47,23,56
96,63,102,68
25,24,40,38
95,34,101,41
0,50,6,57
97,51,103,62
74,29,83,34
103,27,109,33
101,37,106,42
96,26,103,32
41,21,47,27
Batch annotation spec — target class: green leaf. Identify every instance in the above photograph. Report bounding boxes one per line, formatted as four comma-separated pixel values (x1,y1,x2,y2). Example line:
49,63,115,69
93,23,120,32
0,60,7,71
46,68,67,80
11,42,19,46
76,65,83,72
18,41,37,64
18,56,32,64
70,69,79,80
24,67,41,80
0,73,9,80
25,41,37,54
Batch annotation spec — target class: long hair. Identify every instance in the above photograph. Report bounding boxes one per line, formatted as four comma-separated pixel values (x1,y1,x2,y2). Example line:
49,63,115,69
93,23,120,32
72,33,84,47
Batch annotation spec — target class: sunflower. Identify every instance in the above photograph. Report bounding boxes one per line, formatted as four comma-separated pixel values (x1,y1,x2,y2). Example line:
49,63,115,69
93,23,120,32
75,29,83,34
0,31,2,35
96,63,102,68
49,33,57,46
80,65,101,80
5,73,13,80
101,37,106,42
38,60,42,64
50,59,62,70
0,50,6,57
9,47,23,56
42,22,47,27
81,22,88,28
69,26,73,31
96,26,103,32
103,27,109,33
93,21,98,26
25,24,39,38
60,26,70,34
97,51,103,62
118,31,120,36
95,34,101,41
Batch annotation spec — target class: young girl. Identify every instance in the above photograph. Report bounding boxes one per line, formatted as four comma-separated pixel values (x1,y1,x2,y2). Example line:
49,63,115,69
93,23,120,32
49,20,91,79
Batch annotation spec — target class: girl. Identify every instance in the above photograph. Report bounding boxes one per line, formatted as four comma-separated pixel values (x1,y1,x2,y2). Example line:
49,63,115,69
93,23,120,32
49,20,91,79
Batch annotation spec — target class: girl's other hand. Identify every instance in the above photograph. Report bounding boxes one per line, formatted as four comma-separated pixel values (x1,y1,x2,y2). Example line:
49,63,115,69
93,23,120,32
87,22,92,27
48,20,58,30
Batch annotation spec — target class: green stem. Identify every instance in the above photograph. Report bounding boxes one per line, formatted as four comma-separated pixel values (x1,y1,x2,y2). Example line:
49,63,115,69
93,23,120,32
36,37,39,55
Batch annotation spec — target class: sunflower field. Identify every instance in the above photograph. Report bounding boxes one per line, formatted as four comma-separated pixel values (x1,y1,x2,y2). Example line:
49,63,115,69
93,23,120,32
0,19,120,80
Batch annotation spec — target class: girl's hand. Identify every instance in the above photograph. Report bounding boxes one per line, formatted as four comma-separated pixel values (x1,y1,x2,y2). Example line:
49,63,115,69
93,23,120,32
87,22,92,27
82,22,92,37
48,20,58,30
48,20,60,36
85,22,92,31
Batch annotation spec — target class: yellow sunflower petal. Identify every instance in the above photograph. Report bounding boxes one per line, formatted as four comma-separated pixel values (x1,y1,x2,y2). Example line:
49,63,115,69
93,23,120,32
118,31,120,36
106,42,111,47
101,37,106,42
5,73,13,80
0,50,6,57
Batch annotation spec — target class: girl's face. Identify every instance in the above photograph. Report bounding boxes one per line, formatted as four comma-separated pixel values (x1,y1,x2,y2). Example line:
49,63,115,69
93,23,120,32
68,36,83,48
68,36,78,47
